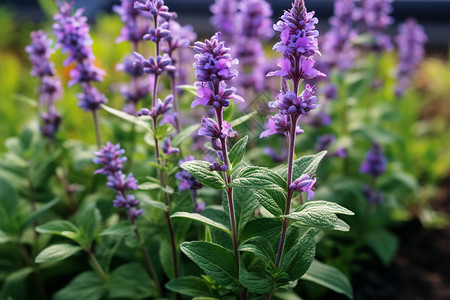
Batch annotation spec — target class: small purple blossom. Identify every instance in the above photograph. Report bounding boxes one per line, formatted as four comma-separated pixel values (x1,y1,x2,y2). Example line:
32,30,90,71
161,138,179,156
260,114,304,138
269,84,319,116
315,134,347,158
209,162,228,172
25,30,56,78
114,0,149,44
264,147,287,163
94,142,143,221
363,185,383,205
289,174,317,200
395,18,427,97
360,142,387,178
210,0,238,41
144,21,171,43
192,81,244,108
77,86,107,111
133,52,175,75
40,109,62,140
134,0,172,19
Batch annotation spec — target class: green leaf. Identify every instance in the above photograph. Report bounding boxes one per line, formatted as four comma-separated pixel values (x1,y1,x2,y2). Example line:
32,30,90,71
241,218,282,242
284,201,354,231
181,160,226,190
292,151,327,180
229,112,257,127
165,276,211,297
238,236,275,267
232,166,287,191
0,176,18,231
53,271,105,300
301,260,353,299
239,260,274,294
100,221,133,237
36,220,81,242
140,197,168,212
138,182,174,194
178,84,198,96
155,123,174,139
108,263,156,299
228,136,248,170
102,104,151,131
252,189,286,217
76,202,101,243
172,124,201,146
364,229,399,266
0,230,13,244
1,267,33,300
171,212,231,235
222,188,258,236
35,244,82,263
21,198,59,232
180,241,239,289
281,229,316,281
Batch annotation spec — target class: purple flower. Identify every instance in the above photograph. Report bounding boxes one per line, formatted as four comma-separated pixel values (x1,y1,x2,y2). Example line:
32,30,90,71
68,63,106,87
176,156,203,191
161,138,179,156
193,32,239,84
360,142,387,178
304,111,331,129
363,185,383,205
315,134,347,158
267,56,325,81
77,86,107,111
94,142,143,221
269,84,319,116
144,21,171,43
209,162,228,172
289,174,317,200
321,0,358,71
133,52,175,75
260,114,304,138
237,0,274,41
210,0,238,41
264,147,287,163
192,81,244,108
114,0,149,44
25,30,56,78
134,0,172,19
40,109,62,140
395,18,427,97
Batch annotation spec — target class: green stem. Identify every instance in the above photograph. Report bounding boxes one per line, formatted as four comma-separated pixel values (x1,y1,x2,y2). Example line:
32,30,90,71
86,247,108,281
92,109,102,148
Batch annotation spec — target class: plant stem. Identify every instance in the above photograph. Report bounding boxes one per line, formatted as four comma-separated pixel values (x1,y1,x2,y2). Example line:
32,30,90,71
92,109,102,148
170,75,181,132
130,215,162,297
86,247,108,281
18,243,48,300
26,163,39,253
274,115,298,268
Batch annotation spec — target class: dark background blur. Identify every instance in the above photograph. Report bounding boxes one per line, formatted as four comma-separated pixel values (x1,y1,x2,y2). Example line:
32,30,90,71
3,0,450,49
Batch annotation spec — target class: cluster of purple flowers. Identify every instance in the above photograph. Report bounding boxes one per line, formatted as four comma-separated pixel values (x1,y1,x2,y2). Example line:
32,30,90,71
94,142,143,221
175,156,204,212
53,1,107,111
192,33,243,171
322,0,358,71
114,0,150,46
209,0,237,42
356,0,393,51
25,30,62,139
360,142,387,205
395,18,427,97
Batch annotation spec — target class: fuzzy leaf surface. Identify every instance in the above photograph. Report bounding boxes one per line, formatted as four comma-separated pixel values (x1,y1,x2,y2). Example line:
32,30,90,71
228,136,248,170
171,212,231,235
181,160,226,190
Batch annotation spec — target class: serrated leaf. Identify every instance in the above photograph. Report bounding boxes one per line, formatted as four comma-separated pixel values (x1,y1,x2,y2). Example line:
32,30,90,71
239,258,274,294
228,136,248,170
172,124,201,146
180,241,239,289
292,151,327,180
165,276,211,297
171,212,231,235
301,260,353,299
232,166,287,191
36,220,81,242
35,244,82,263
53,271,105,300
100,221,133,237
281,229,316,281
241,218,282,242
238,236,275,267
365,229,399,266
252,189,286,217
102,104,151,131
181,160,226,190
155,123,174,139
222,188,258,236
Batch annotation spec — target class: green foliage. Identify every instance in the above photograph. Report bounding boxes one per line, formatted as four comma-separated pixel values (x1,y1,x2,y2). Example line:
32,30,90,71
35,244,82,263
181,160,226,190
171,212,231,235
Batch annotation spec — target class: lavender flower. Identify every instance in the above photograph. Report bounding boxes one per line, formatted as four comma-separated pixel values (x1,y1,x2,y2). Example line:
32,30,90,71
114,0,149,45
264,147,287,163
363,185,383,205
175,156,204,212
315,134,347,158
210,0,237,42
134,52,175,75
260,114,304,138
26,30,63,140
269,84,319,116
53,1,107,112
161,138,179,156
322,0,358,71
289,174,317,200
192,82,244,109
360,142,387,178
134,0,172,19
356,0,393,51
395,18,427,97
94,142,143,221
